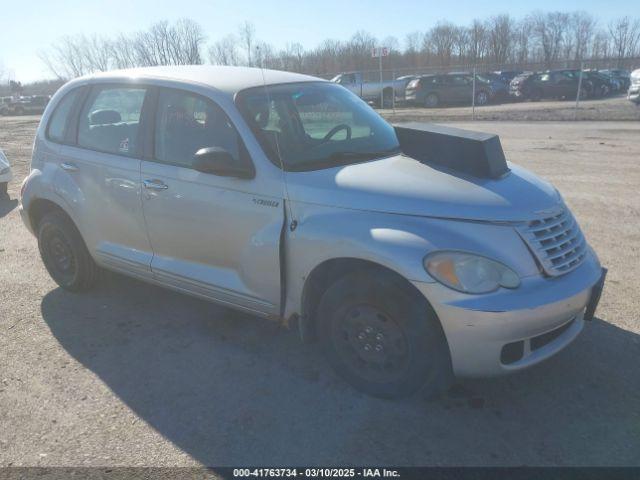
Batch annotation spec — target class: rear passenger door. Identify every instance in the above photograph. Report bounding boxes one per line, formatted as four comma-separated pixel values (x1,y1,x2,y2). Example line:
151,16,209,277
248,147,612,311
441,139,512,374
139,87,283,316
55,84,153,277
442,75,470,103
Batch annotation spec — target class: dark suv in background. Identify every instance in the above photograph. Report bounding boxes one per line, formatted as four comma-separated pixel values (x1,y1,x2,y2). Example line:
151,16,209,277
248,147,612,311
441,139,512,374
509,71,589,101
405,73,496,107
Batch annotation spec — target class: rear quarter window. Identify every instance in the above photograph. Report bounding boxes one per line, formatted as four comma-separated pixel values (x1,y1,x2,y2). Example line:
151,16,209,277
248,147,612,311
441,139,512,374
46,89,81,143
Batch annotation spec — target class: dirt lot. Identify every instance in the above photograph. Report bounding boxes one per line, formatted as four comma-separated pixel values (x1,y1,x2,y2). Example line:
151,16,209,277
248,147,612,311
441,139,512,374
0,113,639,468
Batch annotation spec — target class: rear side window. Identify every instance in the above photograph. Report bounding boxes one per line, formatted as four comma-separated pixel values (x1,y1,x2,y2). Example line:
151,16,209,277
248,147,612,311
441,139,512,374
154,89,241,168
47,90,80,143
78,86,147,156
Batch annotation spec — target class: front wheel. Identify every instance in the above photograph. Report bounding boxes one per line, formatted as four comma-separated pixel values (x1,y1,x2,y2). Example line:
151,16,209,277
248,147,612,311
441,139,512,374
317,271,451,398
38,211,98,292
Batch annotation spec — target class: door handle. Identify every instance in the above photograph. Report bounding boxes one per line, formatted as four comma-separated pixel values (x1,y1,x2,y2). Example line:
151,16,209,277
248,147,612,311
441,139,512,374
60,162,79,172
143,179,168,190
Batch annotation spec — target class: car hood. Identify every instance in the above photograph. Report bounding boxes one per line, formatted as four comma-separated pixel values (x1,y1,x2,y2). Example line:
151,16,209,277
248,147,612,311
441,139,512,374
285,154,561,222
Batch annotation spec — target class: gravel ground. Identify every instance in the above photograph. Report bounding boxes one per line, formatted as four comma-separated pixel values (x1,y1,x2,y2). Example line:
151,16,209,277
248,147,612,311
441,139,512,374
0,114,639,468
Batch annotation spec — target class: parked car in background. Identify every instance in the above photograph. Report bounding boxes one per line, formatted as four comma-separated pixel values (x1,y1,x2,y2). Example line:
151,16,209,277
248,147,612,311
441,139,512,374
476,72,509,100
598,72,622,92
600,69,631,91
0,148,13,196
583,70,615,97
556,70,612,98
0,95,50,115
20,66,606,398
0,97,13,115
394,75,419,102
509,71,588,101
492,70,523,85
404,73,495,107
629,69,640,104
331,71,406,107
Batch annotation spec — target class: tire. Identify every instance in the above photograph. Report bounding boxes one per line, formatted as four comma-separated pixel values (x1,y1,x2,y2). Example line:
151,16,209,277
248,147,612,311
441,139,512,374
423,92,439,108
475,90,489,106
382,89,393,108
579,87,589,100
317,271,451,399
37,211,98,292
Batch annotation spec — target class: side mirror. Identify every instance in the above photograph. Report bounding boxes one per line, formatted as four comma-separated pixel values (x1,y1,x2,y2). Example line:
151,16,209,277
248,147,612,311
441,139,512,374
192,147,254,179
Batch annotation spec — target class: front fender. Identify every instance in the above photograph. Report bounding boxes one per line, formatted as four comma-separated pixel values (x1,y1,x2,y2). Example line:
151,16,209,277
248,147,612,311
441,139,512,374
283,203,540,318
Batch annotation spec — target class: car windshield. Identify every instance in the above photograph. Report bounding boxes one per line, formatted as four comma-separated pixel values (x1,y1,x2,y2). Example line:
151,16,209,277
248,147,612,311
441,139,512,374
236,82,401,172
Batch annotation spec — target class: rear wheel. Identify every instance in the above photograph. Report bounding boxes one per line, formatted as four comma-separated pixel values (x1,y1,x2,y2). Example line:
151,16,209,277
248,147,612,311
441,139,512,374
579,86,589,100
382,89,393,108
37,211,98,292
424,92,439,108
318,271,451,398
475,90,489,106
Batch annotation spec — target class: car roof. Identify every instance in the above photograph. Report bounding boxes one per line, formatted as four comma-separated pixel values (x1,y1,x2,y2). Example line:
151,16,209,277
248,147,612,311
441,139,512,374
76,65,324,96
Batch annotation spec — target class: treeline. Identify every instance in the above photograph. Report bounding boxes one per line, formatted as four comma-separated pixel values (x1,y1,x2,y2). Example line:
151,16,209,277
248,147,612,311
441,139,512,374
39,12,640,81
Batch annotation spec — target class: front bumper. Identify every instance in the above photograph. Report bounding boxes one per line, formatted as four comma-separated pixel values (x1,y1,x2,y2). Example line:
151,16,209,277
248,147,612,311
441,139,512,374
412,252,605,377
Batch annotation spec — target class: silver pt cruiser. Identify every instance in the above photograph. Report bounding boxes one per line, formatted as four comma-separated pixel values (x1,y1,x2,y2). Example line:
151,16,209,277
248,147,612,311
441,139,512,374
20,66,606,398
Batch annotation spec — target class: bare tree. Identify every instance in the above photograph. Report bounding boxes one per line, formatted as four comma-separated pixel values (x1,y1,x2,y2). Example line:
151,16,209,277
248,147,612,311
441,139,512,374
208,34,240,66
238,21,256,67
38,12,640,84
404,31,422,68
513,18,533,64
468,20,487,64
531,11,570,67
608,16,640,65
253,41,276,68
39,36,90,79
426,22,458,66
591,30,611,59
108,34,138,69
487,15,514,64
41,19,205,79
568,12,596,64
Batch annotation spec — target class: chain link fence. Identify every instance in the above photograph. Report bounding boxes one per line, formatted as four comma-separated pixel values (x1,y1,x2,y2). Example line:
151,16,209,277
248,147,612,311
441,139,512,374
314,57,640,122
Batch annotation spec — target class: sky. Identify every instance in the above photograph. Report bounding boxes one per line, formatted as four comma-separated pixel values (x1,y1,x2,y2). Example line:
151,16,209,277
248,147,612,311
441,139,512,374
0,0,634,82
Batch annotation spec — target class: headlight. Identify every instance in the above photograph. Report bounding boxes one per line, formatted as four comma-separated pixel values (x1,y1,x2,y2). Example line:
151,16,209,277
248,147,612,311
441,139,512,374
424,251,520,294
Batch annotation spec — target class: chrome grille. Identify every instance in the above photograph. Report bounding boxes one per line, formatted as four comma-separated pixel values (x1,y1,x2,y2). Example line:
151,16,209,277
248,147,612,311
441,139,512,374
518,208,587,276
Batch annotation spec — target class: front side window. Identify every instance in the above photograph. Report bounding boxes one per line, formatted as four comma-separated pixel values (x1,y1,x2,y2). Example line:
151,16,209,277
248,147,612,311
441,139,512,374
78,86,147,156
47,89,80,143
237,82,400,171
154,89,241,168
449,75,470,86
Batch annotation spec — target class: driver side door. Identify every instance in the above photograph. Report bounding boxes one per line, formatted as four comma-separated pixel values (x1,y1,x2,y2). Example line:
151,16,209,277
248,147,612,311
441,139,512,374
139,87,284,317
